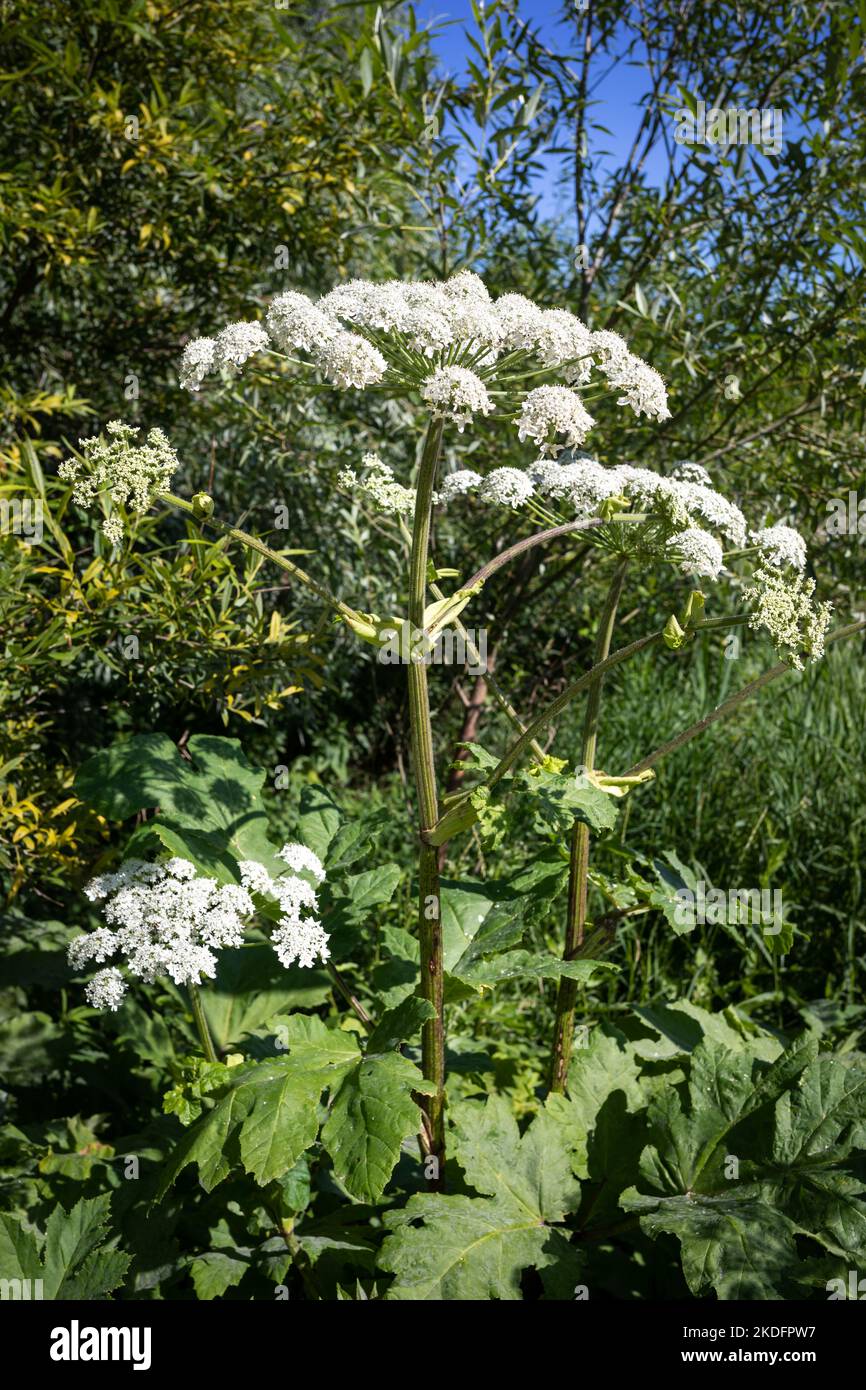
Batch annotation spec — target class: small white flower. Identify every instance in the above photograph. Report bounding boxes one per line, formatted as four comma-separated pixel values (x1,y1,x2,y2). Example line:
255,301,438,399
271,916,331,970
338,454,417,516
277,842,326,882
671,461,713,486
535,309,594,385
479,467,534,508
751,524,807,571
744,567,832,670
517,385,595,456
266,291,339,354
85,967,127,1012
494,293,545,351
420,366,493,431
69,858,256,1003
590,330,670,420
59,421,180,544
179,337,216,392
212,320,270,374
316,331,387,389
440,269,502,350
671,478,748,546
670,526,724,580
530,455,624,516
438,469,483,504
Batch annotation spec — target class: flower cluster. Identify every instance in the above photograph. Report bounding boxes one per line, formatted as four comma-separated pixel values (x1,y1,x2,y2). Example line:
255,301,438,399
437,453,819,597
239,845,329,970
69,857,255,1007
69,847,328,1009
59,421,180,544
420,365,493,431
743,568,832,670
179,271,671,454
337,453,418,516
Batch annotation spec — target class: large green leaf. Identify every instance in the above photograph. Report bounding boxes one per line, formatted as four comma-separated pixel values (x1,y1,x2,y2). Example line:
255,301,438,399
75,733,286,878
157,1018,360,1195
0,1196,130,1300
378,1096,584,1299
322,1051,434,1204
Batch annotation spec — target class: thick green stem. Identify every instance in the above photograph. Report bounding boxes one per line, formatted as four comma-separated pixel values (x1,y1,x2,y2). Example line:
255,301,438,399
189,983,217,1063
407,419,446,1173
549,558,628,1093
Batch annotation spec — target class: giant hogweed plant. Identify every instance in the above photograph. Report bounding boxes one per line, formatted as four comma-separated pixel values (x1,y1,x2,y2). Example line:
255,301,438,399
55,273,866,1299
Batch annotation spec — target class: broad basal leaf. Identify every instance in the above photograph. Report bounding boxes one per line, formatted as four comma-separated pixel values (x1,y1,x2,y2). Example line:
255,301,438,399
378,1096,584,1300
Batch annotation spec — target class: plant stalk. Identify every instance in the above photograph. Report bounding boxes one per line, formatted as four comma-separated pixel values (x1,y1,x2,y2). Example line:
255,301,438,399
407,418,446,1174
549,558,628,1093
189,983,218,1063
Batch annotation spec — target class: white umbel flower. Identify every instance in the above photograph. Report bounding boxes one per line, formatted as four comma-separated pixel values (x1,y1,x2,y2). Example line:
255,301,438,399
479,468,534,508
751,524,807,571
213,321,270,374
239,848,329,970
420,366,493,431
494,293,546,351
669,526,724,579
68,858,256,1003
438,469,483,504
338,453,418,516
59,421,180,545
180,337,216,392
441,269,502,350
672,479,748,547
517,385,595,456
266,291,339,354
744,567,832,670
590,330,670,420
530,456,624,516
671,461,713,486
317,331,387,389
277,842,326,883
535,309,594,385
85,967,127,1012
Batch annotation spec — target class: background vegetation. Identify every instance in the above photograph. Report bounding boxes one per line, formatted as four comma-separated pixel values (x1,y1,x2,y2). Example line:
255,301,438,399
2,0,864,1299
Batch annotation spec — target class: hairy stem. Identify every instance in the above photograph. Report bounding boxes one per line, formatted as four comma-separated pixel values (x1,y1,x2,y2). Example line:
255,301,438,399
549,558,628,1093
407,418,446,1174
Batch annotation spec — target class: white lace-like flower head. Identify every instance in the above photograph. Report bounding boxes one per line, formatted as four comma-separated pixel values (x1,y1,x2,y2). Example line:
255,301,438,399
240,845,329,970
517,385,595,456
68,858,257,1003
751,524,807,571
85,967,127,1011
420,366,493,431
266,291,339,354
317,331,387,389
213,321,270,374
669,526,724,579
180,337,216,392
478,467,535,508
338,453,418,516
743,567,832,670
438,469,483,504
59,421,180,544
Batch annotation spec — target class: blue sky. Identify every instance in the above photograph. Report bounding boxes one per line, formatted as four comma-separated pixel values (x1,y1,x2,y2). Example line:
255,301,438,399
416,0,669,223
